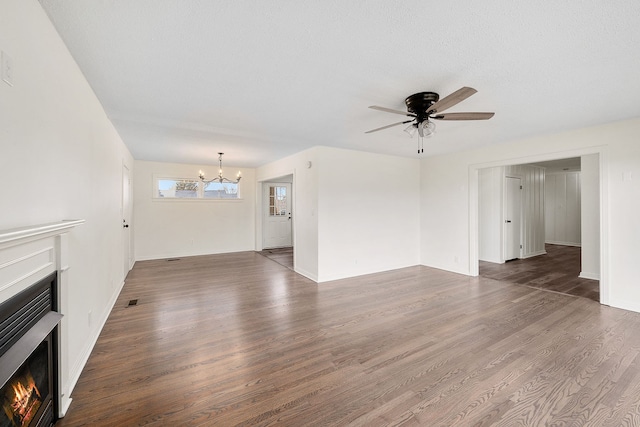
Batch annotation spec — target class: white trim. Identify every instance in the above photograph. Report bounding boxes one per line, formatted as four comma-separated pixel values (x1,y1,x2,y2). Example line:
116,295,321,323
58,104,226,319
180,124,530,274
598,148,609,305
255,171,295,251
545,241,581,247
608,298,640,313
153,174,241,200
64,278,125,415
0,220,85,417
469,145,609,305
256,171,299,274
0,262,53,293
152,197,244,203
520,250,547,259
295,267,318,283
0,246,52,270
579,272,600,280
0,220,85,246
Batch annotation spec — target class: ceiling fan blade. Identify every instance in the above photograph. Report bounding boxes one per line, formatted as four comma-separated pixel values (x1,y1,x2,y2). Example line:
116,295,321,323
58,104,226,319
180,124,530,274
369,105,416,117
427,87,477,114
365,120,413,134
432,112,495,121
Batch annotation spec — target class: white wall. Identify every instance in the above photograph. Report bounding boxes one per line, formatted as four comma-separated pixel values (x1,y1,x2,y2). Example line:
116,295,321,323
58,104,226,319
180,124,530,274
421,117,640,312
581,154,600,279
316,147,420,282
478,167,503,263
257,147,319,281
257,146,420,283
134,160,256,260
545,172,581,246
0,0,133,412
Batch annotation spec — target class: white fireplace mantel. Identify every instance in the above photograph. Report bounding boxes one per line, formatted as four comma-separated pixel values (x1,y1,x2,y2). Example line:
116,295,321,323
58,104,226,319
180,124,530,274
0,219,85,417
0,219,85,246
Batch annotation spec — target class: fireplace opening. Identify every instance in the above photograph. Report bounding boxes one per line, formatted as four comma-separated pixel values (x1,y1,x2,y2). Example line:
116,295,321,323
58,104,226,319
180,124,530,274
1,339,52,427
0,273,60,427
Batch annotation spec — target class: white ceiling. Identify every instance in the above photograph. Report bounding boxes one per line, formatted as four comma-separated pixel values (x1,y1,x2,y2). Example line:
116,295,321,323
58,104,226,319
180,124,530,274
38,0,640,168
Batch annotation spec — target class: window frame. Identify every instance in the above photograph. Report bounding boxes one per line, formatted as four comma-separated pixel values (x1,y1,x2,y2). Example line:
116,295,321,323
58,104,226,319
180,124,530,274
152,174,243,201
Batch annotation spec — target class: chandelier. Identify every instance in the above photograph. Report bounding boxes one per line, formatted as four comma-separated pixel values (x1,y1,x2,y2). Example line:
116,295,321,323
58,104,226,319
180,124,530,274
199,152,241,184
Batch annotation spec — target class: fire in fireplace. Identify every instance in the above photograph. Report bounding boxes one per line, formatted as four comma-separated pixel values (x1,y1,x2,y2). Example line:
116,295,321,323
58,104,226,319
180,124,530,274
1,341,49,427
0,273,60,427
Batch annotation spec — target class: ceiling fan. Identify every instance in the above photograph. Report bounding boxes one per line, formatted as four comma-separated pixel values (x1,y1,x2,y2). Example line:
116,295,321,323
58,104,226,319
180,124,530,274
366,87,494,153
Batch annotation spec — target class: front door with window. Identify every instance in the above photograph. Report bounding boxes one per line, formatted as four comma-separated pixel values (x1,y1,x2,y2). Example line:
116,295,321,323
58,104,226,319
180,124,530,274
263,183,292,248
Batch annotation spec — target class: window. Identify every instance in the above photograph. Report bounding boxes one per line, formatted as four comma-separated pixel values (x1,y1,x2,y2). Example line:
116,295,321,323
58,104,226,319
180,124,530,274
155,177,240,200
203,182,239,199
269,186,287,215
157,179,199,198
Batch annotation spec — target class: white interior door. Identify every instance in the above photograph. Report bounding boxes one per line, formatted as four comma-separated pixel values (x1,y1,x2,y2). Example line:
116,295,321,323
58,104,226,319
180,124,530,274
505,177,522,261
122,165,132,276
263,183,292,248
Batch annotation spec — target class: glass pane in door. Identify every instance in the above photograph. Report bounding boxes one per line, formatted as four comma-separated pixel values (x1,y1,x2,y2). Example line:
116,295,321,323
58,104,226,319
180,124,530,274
269,186,287,216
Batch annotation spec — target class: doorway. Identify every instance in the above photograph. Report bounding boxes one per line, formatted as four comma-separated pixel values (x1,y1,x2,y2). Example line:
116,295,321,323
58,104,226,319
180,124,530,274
263,182,292,249
504,176,522,261
260,176,294,270
475,154,602,302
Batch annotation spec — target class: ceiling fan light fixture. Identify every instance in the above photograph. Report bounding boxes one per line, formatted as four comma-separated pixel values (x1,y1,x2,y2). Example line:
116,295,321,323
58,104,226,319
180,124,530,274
404,124,417,137
404,121,435,138
366,87,493,155
423,120,436,137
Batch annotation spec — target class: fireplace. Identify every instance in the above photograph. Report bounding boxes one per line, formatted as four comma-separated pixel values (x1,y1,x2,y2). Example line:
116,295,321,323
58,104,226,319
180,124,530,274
0,272,61,427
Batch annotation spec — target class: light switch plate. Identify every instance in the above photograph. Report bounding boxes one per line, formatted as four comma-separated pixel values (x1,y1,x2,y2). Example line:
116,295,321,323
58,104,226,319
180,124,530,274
1,50,14,86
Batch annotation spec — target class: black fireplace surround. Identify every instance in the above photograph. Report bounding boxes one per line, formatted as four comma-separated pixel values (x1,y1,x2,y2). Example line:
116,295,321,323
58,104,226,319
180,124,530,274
0,272,61,427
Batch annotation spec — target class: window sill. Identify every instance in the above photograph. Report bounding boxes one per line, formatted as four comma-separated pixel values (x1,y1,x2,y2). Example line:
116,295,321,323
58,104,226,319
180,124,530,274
152,198,244,202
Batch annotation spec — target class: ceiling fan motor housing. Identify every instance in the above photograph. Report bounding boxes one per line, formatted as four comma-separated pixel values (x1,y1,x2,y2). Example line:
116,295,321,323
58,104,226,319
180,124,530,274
405,92,439,122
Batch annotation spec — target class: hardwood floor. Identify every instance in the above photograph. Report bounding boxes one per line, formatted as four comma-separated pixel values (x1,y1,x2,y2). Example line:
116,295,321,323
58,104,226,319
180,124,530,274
257,246,294,270
56,251,640,426
479,244,599,302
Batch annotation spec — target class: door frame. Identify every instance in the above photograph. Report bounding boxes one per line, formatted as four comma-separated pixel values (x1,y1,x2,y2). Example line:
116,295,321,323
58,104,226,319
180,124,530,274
262,182,293,249
256,173,296,268
469,146,609,305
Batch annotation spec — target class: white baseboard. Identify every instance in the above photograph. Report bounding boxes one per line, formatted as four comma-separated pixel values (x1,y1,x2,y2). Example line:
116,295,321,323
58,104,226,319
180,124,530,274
521,250,547,259
479,257,502,264
545,241,581,247
609,298,640,314
59,397,72,418
579,271,600,280
65,278,126,409
295,267,318,283
135,248,255,262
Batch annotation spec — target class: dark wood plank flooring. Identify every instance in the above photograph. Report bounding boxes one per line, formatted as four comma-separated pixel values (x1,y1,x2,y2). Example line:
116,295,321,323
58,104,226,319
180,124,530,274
257,246,293,270
480,244,599,302
56,251,639,426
